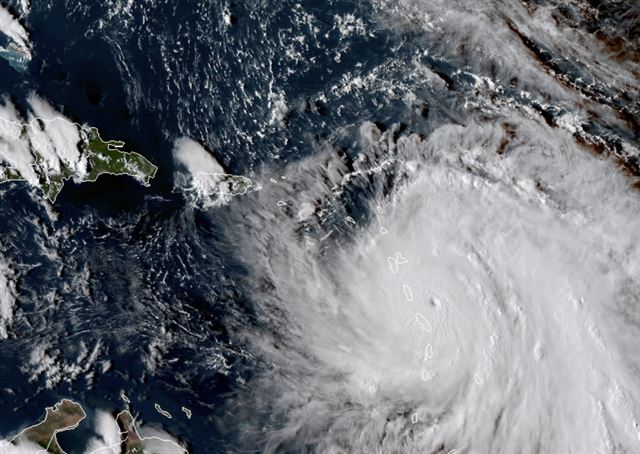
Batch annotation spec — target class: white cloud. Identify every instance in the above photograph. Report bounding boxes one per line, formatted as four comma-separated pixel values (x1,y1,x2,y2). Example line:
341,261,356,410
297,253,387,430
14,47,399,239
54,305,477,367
27,95,83,174
84,411,187,454
173,137,224,176
84,411,121,454
221,112,640,452
0,260,16,339
0,5,29,49
172,137,257,208
0,94,97,197
0,98,38,185
0,438,42,453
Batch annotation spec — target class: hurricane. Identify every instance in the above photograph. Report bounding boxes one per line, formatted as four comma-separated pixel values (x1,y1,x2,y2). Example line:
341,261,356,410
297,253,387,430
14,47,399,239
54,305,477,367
212,1,640,451
217,114,640,452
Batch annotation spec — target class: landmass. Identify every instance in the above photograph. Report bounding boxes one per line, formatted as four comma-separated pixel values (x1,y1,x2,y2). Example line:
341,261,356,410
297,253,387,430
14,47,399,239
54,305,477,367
198,172,257,198
0,115,158,202
0,5,32,72
116,410,188,454
0,41,31,71
2,400,188,453
172,136,258,207
82,126,157,188
217,173,256,197
116,410,145,454
10,399,85,454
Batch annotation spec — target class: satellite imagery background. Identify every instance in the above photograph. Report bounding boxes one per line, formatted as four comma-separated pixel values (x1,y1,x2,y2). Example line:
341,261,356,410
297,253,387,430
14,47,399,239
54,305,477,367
0,0,639,453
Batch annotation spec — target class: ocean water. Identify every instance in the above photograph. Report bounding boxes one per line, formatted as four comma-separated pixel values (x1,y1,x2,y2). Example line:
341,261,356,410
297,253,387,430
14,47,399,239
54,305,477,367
0,0,639,452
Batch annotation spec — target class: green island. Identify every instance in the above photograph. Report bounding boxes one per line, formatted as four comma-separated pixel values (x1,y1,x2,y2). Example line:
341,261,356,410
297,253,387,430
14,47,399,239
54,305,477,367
0,165,23,182
0,122,158,202
82,127,158,187
11,399,86,454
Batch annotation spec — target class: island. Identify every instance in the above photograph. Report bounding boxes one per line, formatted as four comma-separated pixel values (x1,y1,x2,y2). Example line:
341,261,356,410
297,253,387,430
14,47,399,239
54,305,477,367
2,400,188,453
116,410,145,454
116,410,188,454
0,117,158,202
10,399,86,454
0,5,32,72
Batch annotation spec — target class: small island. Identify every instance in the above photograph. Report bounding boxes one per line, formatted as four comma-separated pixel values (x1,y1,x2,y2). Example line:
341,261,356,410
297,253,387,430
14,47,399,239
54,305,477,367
0,5,32,72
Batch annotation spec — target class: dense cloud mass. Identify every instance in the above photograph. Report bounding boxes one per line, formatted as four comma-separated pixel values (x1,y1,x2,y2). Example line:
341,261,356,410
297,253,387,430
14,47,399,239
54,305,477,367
223,118,640,453
209,1,640,452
